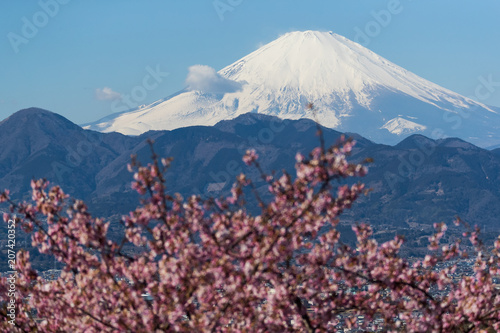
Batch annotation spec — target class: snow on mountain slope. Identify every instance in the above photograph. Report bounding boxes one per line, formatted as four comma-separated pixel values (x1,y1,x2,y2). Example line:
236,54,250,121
381,117,427,135
84,30,500,147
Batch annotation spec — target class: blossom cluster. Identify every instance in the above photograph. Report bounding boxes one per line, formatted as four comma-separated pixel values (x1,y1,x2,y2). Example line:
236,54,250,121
0,135,499,332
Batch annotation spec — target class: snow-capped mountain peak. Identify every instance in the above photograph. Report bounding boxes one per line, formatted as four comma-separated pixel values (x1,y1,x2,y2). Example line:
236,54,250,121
221,31,468,108
84,30,500,147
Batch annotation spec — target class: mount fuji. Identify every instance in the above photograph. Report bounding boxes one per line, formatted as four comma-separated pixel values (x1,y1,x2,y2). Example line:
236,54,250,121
84,31,500,147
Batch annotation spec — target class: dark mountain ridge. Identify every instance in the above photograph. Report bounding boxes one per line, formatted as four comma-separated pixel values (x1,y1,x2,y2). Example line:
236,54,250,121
1,108,500,231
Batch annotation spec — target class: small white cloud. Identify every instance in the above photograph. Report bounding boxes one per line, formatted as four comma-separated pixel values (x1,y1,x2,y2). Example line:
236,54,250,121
95,87,121,101
186,65,244,94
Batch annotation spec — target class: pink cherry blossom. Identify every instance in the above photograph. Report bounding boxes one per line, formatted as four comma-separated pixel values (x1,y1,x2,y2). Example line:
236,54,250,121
0,131,499,332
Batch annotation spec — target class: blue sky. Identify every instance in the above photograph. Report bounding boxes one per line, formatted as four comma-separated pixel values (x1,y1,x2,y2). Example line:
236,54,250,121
1,0,499,124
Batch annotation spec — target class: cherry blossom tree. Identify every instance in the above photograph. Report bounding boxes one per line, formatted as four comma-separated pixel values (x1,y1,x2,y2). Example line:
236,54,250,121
1,126,500,332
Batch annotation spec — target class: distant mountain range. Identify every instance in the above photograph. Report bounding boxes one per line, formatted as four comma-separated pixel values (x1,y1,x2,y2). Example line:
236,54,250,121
2,108,500,231
83,31,500,148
